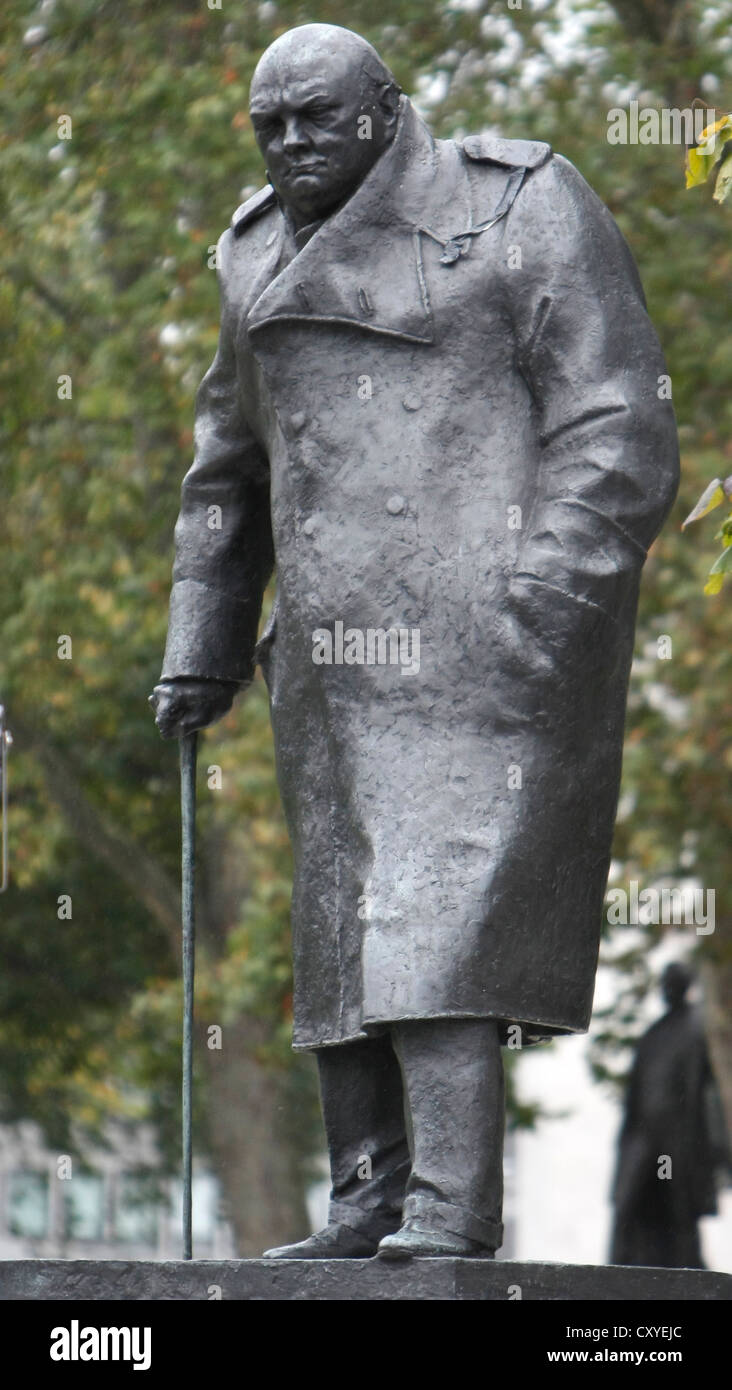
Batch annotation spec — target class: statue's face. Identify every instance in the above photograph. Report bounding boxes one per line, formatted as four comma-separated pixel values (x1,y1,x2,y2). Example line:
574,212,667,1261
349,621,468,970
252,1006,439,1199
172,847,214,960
249,48,395,226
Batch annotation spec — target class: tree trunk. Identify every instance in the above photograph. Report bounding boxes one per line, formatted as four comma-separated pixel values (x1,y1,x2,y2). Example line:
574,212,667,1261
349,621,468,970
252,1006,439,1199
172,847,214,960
202,1018,312,1255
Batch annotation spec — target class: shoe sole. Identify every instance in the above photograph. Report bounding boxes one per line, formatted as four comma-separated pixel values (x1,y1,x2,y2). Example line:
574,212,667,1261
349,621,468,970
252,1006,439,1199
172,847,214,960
378,1242,496,1260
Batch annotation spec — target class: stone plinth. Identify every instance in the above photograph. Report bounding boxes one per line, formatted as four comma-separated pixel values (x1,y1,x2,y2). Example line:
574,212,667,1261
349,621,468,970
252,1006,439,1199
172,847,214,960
1,1259,730,1301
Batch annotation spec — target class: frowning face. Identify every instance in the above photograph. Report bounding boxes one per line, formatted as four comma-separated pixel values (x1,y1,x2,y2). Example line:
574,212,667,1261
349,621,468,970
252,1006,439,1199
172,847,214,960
249,47,397,228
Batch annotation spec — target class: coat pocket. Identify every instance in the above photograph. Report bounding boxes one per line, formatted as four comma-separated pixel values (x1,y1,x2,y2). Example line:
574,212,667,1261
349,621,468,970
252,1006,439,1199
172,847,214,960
488,574,618,729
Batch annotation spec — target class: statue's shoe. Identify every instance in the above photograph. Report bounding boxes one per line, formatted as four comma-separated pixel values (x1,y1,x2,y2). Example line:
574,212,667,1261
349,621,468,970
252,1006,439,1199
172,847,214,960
377,1219,496,1260
262,1222,382,1259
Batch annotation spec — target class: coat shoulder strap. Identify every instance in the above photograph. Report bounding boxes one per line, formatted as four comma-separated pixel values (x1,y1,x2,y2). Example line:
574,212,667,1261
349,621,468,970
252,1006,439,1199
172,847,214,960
461,133,552,170
231,185,278,237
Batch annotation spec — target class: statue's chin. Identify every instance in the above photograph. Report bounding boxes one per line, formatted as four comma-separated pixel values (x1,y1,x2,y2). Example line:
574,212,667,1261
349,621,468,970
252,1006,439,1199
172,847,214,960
285,189,344,228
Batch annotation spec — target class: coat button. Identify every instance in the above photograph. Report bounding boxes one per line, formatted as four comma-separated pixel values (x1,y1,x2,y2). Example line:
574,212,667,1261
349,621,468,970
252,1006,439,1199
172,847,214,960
402,393,422,411
302,517,316,536
386,494,406,515
290,411,306,432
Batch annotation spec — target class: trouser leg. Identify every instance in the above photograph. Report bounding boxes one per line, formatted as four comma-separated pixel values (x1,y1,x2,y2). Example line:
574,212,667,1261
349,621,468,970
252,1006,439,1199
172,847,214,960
391,1017,505,1252
317,1031,411,1239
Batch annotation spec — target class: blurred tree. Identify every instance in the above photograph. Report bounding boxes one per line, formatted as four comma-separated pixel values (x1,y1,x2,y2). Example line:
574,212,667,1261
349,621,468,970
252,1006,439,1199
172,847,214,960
1,0,731,1249
681,113,732,591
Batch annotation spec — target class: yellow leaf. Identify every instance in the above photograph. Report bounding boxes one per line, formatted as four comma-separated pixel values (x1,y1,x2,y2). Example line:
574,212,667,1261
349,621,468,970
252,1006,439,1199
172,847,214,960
686,116,732,188
681,479,725,528
704,572,724,596
699,114,732,141
686,145,715,188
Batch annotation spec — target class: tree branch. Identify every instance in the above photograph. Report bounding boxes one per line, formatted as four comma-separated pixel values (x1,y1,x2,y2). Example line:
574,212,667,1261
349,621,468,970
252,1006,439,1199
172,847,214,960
12,715,182,958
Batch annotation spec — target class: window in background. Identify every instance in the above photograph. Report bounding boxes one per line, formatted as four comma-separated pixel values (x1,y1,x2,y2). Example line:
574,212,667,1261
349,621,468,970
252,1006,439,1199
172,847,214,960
114,1172,160,1245
63,1173,105,1240
7,1170,49,1239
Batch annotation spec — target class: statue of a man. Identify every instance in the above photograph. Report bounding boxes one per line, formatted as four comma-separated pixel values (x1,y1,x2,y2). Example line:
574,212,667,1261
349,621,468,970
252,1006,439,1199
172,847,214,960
151,23,679,1259
610,962,730,1269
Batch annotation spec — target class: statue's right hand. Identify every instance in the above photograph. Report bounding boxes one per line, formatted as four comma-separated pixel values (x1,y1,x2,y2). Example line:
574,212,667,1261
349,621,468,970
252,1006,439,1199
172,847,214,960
149,678,239,740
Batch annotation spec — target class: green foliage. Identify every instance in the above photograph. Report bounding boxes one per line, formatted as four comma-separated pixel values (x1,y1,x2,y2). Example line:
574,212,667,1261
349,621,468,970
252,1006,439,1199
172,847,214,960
683,108,732,593
686,114,732,203
682,477,732,593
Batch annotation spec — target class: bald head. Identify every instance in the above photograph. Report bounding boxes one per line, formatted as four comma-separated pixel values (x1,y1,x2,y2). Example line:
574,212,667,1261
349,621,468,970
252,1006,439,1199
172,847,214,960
252,24,396,98
249,24,401,228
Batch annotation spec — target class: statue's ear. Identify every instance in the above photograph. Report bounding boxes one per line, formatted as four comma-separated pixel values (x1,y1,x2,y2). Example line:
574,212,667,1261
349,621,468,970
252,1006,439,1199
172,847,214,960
379,83,402,134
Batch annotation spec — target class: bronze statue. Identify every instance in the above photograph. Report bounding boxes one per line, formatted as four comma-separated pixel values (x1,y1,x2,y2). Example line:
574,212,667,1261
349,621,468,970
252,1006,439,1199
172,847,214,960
610,962,730,1269
151,23,679,1259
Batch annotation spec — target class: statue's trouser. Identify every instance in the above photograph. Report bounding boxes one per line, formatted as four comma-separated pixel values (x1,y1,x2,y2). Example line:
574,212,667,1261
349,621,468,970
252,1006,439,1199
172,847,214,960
318,1018,505,1251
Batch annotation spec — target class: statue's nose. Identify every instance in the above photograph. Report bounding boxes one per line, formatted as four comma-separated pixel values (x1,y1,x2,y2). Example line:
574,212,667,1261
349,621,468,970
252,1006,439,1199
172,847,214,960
282,117,310,152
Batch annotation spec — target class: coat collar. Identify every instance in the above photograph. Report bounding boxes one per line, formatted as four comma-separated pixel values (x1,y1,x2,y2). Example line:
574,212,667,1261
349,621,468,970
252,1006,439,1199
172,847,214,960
245,99,477,345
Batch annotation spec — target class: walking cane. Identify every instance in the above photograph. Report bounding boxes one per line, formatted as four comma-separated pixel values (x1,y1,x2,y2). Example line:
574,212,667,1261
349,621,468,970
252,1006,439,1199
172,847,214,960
179,729,198,1260
0,705,12,894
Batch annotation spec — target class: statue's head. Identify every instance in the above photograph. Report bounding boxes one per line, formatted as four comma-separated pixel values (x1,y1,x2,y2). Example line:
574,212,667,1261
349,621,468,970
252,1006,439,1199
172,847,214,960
661,960,694,1008
249,23,401,227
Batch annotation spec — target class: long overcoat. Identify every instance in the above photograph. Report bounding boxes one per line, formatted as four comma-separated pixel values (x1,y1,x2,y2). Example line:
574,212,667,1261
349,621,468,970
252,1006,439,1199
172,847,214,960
162,99,679,1050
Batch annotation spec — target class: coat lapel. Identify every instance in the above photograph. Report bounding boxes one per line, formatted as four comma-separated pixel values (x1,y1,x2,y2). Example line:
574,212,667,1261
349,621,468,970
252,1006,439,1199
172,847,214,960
245,100,473,345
